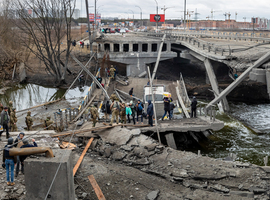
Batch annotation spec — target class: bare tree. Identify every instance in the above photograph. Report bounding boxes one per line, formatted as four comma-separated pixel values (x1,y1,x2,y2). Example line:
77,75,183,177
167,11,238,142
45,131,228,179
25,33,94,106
9,0,76,84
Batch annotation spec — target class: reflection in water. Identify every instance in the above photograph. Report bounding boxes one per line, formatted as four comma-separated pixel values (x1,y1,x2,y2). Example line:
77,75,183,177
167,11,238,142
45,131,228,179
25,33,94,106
0,84,88,111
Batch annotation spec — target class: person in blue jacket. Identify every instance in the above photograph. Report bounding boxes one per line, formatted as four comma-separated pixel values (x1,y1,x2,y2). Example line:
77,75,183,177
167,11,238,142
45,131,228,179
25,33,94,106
19,138,38,170
147,100,154,126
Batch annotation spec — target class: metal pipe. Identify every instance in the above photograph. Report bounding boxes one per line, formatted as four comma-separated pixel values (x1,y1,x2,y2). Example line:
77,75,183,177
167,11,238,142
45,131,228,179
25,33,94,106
9,147,54,158
85,0,92,52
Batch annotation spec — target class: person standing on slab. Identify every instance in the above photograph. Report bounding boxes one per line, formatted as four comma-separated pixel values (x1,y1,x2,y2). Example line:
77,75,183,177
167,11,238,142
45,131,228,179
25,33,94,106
191,96,197,118
90,103,99,129
10,108,18,132
162,97,171,120
109,100,120,125
25,111,33,131
14,132,25,177
147,100,154,127
1,107,10,139
3,137,17,186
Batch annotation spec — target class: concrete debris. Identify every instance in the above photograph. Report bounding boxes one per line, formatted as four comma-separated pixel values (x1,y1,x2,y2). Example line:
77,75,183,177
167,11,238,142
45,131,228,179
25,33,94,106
111,151,127,161
209,184,230,193
230,191,254,198
145,143,158,151
146,190,160,200
171,169,189,178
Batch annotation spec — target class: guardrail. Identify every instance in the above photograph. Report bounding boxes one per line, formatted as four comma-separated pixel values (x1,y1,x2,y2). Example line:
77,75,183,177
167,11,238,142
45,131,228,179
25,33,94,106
147,31,270,57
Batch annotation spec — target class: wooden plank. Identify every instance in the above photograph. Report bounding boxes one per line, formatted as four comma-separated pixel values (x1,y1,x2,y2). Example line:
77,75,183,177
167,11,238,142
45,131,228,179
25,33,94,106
165,133,177,150
73,138,94,176
176,86,190,118
88,175,106,200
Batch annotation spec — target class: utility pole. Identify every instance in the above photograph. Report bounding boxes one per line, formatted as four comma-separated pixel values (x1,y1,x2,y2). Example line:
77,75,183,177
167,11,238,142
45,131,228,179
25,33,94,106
235,12,237,21
135,6,143,27
243,17,246,29
194,8,200,30
94,0,96,31
161,5,173,25
85,0,92,52
252,17,255,37
223,13,227,21
184,0,186,30
154,0,158,32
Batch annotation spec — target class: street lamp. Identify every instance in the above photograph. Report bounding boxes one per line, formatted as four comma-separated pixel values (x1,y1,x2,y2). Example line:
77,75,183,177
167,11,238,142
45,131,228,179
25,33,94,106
161,5,173,25
184,0,186,30
128,9,134,28
135,5,143,27
154,0,158,32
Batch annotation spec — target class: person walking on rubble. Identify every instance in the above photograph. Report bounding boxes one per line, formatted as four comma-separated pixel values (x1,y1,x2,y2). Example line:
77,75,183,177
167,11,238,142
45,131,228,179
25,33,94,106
119,102,127,128
109,100,120,125
129,88,134,96
162,97,171,120
147,100,154,127
1,107,10,139
25,111,33,131
109,65,116,79
10,108,18,132
3,137,17,186
90,103,99,132
170,99,175,119
191,96,197,118
14,132,25,177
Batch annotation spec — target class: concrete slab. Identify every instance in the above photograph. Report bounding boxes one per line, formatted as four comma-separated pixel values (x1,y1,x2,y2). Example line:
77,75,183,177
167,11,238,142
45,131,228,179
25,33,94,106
24,149,75,200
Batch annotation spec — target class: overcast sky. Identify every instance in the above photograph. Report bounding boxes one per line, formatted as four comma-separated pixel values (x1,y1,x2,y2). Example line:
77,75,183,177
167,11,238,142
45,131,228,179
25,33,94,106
76,0,270,22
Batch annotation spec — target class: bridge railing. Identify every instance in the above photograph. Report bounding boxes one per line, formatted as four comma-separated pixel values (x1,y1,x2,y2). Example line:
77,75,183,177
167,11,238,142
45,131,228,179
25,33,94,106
148,31,270,57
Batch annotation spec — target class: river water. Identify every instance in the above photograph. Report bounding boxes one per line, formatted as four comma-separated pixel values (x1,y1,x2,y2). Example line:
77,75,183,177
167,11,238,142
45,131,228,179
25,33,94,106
201,103,270,166
0,84,88,111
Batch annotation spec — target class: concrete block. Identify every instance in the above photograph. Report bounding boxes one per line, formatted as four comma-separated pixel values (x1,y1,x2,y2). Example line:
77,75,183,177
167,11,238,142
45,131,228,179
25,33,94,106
24,149,75,200
249,68,266,83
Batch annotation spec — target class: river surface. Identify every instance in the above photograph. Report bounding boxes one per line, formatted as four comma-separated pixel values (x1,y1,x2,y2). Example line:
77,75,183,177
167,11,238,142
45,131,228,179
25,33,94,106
0,84,88,110
201,103,270,166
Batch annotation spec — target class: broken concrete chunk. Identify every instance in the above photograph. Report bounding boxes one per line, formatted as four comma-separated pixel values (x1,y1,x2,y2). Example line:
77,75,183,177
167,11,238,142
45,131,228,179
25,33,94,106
120,145,134,152
171,169,189,178
111,151,127,161
104,148,112,158
145,143,158,151
130,129,141,137
230,191,254,198
235,163,250,168
146,190,160,200
209,184,230,193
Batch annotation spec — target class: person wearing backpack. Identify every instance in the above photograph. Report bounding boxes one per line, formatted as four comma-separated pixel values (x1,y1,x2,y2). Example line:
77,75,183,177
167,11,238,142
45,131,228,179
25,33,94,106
109,100,120,125
136,99,144,124
129,100,136,125
1,107,10,139
3,137,17,186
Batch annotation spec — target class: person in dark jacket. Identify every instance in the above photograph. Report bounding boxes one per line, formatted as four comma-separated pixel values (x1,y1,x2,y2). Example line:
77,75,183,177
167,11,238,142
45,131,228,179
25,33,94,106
162,97,171,120
147,100,154,126
3,137,17,186
191,96,197,118
129,88,133,96
14,132,25,177
169,99,175,119
104,101,111,121
135,100,144,124
19,138,38,166
1,107,10,139
96,76,102,89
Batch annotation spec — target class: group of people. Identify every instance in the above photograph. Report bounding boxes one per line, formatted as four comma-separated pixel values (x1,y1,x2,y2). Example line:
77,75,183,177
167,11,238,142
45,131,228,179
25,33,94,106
2,132,38,186
92,93,154,127
0,101,34,140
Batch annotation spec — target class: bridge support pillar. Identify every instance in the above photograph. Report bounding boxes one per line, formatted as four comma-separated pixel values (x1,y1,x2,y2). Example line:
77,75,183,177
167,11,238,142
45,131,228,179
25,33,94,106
204,58,230,112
